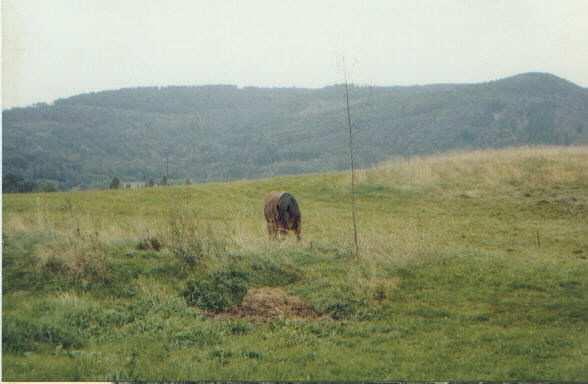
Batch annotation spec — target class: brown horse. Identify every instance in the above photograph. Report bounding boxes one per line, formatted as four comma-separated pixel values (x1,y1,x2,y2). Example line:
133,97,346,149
263,191,301,240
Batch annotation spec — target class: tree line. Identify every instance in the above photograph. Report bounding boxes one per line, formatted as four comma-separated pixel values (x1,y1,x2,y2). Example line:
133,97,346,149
3,73,587,192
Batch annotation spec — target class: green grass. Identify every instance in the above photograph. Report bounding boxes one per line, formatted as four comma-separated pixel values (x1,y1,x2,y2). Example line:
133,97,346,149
2,146,588,380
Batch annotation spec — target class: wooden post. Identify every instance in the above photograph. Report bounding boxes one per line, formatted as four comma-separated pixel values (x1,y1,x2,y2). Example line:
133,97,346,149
343,59,359,258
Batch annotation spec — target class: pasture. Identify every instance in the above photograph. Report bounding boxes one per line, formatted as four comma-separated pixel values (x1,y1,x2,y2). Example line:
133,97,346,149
2,146,588,380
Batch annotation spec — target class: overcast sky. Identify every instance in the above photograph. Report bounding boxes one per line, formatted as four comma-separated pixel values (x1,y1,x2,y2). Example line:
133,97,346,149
3,0,588,108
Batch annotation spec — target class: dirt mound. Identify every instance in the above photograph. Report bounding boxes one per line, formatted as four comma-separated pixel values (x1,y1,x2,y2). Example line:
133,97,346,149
211,287,319,320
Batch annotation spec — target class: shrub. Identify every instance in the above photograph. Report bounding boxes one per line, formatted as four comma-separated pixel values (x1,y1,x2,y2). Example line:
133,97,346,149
183,270,249,311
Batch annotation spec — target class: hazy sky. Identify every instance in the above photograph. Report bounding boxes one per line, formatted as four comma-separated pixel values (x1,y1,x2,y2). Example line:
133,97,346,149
3,0,588,108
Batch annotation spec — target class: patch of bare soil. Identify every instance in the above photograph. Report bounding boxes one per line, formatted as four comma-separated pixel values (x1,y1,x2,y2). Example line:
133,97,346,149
210,287,320,320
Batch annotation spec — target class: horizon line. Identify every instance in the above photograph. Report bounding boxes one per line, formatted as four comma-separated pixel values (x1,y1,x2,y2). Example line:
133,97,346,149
3,71,585,111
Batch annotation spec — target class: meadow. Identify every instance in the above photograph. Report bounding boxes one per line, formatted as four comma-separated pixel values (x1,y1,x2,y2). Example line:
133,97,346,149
2,146,588,380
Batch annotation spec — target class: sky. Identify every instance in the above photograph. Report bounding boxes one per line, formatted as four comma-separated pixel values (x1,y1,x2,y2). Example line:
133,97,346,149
2,0,588,108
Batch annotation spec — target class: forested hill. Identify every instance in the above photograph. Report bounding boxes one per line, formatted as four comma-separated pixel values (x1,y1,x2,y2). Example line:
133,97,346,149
3,72,588,190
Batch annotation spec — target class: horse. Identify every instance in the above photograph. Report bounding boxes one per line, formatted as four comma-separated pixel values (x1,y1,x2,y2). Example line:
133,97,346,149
263,191,301,240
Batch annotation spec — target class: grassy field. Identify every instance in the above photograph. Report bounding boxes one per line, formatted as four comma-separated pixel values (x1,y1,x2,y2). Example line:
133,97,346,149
2,146,588,381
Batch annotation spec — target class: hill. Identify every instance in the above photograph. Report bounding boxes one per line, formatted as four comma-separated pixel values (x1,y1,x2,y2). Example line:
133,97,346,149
3,72,588,189
2,146,588,380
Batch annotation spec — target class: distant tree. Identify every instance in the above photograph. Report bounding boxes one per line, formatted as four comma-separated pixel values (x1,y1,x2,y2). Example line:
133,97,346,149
3,173,24,193
110,177,121,189
459,129,476,145
36,181,58,193
185,178,191,185
160,175,168,186
147,178,155,187
2,173,36,193
125,183,131,189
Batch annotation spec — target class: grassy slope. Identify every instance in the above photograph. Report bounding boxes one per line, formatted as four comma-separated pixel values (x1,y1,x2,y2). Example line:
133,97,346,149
2,146,588,380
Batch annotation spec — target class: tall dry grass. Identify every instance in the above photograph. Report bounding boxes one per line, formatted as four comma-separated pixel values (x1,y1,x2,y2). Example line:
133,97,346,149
3,145,587,289
371,145,588,187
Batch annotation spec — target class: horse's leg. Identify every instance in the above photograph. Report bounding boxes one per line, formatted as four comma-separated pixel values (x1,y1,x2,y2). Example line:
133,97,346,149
290,219,301,241
267,222,275,240
277,226,288,241
295,227,301,241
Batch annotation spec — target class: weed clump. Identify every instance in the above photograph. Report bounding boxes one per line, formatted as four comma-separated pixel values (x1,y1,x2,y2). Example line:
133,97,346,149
227,321,254,335
2,317,83,353
249,260,302,287
64,305,135,336
325,302,355,320
310,291,379,320
241,351,263,359
136,237,162,251
167,212,233,268
173,327,222,348
183,270,249,311
16,232,120,295
42,255,70,275
209,348,233,363
38,232,111,285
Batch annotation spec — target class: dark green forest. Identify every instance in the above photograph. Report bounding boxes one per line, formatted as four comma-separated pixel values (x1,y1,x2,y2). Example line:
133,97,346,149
3,72,588,190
